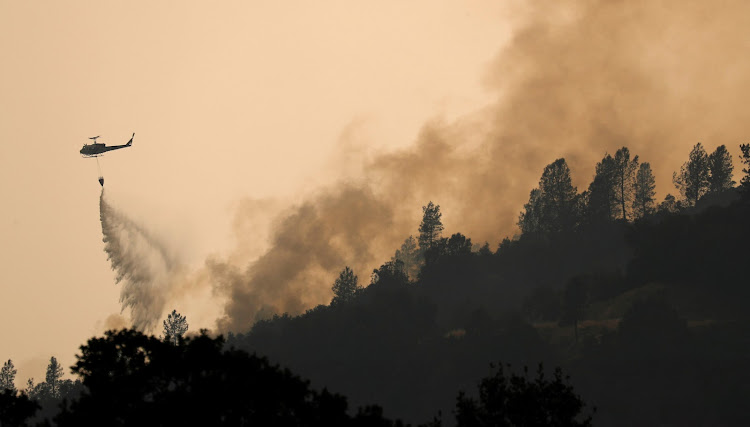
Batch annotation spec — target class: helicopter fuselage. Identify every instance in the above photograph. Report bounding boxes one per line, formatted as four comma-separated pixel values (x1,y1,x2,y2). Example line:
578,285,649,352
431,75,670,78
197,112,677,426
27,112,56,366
80,133,134,157
80,142,130,157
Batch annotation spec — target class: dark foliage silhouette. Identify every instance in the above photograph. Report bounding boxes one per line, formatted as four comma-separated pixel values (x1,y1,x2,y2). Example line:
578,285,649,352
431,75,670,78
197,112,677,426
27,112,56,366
418,201,444,252
0,360,16,392
739,143,750,191
455,363,593,427
707,145,735,194
162,309,189,345
519,158,578,234
673,142,710,206
226,147,750,424
632,162,656,219
611,147,639,221
54,329,397,426
331,266,362,306
0,389,39,427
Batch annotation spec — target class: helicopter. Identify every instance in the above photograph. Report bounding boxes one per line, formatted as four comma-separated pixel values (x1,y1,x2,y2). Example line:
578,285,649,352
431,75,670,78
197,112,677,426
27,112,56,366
80,133,134,186
80,133,134,157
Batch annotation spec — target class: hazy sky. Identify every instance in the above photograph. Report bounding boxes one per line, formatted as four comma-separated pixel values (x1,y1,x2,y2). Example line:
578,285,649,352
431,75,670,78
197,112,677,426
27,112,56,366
0,2,511,385
3,0,750,388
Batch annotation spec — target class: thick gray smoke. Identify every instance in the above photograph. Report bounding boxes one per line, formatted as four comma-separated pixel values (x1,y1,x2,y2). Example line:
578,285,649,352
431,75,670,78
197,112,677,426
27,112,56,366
212,0,750,332
96,0,745,333
100,190,182,331
212,185,398,331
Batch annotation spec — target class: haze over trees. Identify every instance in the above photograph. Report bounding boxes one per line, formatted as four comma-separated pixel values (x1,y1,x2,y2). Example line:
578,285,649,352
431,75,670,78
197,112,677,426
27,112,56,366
392,235,420,280
3,142,750,426
220,142,750,425
418,201,444,252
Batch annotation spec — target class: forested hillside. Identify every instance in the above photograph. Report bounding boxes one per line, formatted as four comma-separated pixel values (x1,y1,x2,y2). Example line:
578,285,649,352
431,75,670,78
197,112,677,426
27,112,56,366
3,144,749,426
227,144,750,425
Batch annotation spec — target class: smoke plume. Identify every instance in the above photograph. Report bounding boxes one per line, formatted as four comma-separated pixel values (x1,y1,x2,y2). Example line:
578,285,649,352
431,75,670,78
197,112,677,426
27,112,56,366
209,0,750,332
100,190,183,331
93,1,747,332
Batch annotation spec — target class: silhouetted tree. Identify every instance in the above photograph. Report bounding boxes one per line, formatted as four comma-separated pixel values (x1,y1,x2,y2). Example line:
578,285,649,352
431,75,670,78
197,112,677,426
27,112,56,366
739,143,750,191
392,235,420,280
707,145,735,193
163,309,189,345
24,379,34,398
657,193,681,214
541,158,578,231
633,162,656,219
612,147,639,221
673,142,710,206
446,233,473,257
519,159,578,234
55,329,390,426
423,233,474,265
45,357,64,399
478,242,493,256
419,201,444,253
455,363,593,427
518,188,544,234
370,260,408,288
0,389,39,427
0,360,16,392
331,266,361,306
496,237,513,255
585,154,616,223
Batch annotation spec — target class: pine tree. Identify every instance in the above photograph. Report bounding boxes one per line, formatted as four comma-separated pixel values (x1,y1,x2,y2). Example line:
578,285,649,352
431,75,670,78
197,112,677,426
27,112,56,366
45,356,64,399
163,310,189,345
740,144,750,191
331,266,361,306
519,159,578,234
633,162,656,219
0,359,17,392
612,147,639,221
673,142,710,206
586,154,616,223
707,145,735,193
518,188,544,234
418,201,444,252
657,193,681,214
25,379,35,398
392,235,419,281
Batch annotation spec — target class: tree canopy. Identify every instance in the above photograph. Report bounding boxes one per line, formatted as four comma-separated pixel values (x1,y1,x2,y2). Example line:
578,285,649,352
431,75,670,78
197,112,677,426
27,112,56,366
612,147,639,221
163,309,189,345
331,266,361,306
707,145,735,193
519,158,578,233
55,329,396,426
673,142,710,206
418,201,444,252
455,363,593,427
0,360,16,392
633,162,656,219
